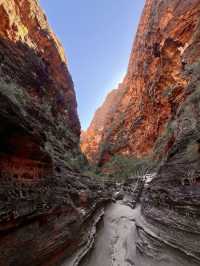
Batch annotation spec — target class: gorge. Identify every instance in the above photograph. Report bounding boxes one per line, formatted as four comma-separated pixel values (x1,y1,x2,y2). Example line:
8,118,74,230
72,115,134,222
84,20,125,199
1,0,200,266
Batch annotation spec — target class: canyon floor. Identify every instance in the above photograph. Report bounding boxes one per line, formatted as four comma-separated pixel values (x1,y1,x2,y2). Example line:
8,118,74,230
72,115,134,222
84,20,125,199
62,198,199,266
79,202,139,266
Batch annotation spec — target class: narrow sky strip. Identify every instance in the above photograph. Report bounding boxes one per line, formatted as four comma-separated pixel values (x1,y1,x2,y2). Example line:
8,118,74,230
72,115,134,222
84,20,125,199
40,0,145,130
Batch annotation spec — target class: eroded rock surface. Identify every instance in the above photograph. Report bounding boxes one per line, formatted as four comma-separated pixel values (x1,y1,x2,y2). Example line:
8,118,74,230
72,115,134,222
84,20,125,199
81,0,200,264
81,84,127,165
80,203,139,266
81,0,200,167
0,1,111,265
79,202,200,266
137,1,200,263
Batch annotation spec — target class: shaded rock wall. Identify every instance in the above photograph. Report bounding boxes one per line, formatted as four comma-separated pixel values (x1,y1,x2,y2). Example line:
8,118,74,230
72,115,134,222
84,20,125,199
127,0,200,264
141,20,200,263
0,1,111,265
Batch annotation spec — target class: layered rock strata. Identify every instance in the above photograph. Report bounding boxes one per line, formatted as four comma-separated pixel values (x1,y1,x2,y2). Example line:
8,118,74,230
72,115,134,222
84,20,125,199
81,0,200,167
82,0,200,264
0,1,111,265
81,84,127,165
137,1,200,264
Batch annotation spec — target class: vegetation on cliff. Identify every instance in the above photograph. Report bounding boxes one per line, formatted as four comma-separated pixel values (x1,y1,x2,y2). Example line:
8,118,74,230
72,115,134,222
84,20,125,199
102,155,154,182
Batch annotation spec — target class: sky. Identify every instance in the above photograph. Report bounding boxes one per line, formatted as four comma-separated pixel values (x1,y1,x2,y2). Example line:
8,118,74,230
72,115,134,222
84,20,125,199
40,0,145,130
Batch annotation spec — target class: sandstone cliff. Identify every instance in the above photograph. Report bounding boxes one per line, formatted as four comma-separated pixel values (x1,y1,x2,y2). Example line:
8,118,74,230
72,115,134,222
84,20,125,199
81,0,200,166
82,2,200,263
81,83,127,164
0,1,110,265
139,1,200,263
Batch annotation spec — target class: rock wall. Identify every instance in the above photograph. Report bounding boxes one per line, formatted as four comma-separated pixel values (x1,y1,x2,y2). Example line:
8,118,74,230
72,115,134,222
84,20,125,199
140,1,200,262
81,0,200,167
82,1,200,263
81,84,127,165
0,1,110,265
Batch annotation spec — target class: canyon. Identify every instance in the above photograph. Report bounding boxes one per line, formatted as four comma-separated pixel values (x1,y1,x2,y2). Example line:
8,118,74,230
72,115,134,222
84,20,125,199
1,0,200,265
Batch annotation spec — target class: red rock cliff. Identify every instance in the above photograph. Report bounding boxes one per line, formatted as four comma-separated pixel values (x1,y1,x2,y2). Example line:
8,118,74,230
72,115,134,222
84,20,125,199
0,0,80,136
81,83,127,164
0,1,111,265
81,0,200,165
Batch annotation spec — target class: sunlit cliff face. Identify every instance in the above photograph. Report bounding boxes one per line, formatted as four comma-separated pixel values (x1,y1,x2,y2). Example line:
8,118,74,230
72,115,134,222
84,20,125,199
81,0,200,166
0,0,80,135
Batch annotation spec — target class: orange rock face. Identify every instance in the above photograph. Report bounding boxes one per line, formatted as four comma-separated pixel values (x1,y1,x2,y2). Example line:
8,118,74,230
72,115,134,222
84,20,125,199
81,85,127,164
81,0,200,165
0,1,112,265
0,0,80,135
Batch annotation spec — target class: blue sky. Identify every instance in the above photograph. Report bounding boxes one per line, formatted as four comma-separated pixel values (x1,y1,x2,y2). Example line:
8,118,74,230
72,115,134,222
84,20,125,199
40,1,145,130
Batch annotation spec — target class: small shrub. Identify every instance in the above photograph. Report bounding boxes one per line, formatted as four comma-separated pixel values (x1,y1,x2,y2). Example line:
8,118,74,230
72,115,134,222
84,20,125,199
102,155,154,183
